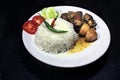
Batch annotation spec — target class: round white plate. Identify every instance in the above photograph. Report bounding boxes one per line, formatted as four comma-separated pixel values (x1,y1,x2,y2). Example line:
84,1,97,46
22,6,111,68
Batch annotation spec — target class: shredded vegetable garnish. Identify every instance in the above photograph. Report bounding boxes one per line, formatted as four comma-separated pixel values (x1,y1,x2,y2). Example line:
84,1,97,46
44,21,68,33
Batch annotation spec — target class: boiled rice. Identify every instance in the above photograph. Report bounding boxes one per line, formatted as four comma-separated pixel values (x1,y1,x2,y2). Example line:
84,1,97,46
34,18,78,54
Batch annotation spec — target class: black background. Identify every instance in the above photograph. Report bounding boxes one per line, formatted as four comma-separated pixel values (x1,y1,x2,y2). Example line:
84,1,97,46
0,0,120,80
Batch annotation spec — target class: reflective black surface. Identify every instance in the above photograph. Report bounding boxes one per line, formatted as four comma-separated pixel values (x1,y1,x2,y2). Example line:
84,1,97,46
0,0,120,80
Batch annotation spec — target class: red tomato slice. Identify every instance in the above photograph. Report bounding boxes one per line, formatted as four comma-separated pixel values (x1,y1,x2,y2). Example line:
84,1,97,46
32,15,44,26
22,20,37,34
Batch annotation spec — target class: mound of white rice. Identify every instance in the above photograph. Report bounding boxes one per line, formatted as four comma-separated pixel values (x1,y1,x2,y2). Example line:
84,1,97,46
34,18,78,54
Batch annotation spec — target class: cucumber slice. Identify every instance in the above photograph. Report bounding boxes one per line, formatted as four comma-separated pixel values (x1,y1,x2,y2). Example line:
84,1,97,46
40,7,57,19
46,7,57,19
40,8,47,19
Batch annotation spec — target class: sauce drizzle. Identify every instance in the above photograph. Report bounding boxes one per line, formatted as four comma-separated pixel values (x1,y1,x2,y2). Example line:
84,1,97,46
69,38,90,53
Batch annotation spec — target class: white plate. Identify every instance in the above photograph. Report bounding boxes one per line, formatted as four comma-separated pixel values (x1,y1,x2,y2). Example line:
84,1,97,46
22,6,111,68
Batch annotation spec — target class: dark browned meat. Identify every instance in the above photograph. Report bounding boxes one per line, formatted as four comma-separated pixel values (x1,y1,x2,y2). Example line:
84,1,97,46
83,13,92,22
88,19,97,27
68,11,83,23
61,11,83,26
61,13,69,21
74,20,83,26
75,11,83,19
83,13,97,27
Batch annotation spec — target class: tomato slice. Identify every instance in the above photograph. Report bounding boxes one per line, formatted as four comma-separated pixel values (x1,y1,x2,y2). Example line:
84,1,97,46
32,15,44,26
22,20,37,34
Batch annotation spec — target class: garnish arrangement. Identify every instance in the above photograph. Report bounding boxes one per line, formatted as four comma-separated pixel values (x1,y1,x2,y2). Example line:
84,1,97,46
22,7,98,54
